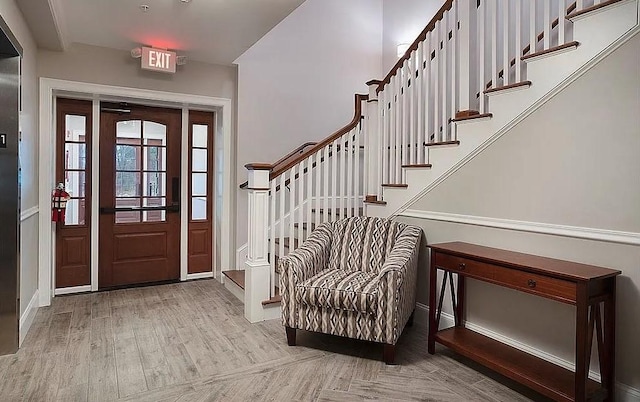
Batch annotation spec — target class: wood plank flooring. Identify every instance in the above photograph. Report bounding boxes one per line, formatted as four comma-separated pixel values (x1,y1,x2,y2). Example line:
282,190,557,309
0,279,549,401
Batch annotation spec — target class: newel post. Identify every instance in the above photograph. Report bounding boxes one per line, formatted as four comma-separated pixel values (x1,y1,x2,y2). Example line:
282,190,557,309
365,80,382,202
457,0,478,115
244,163,271,323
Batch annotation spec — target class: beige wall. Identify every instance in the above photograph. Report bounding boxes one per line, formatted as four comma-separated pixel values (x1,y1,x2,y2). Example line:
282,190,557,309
401,34,640,390
0,0,39,317
37,43,237,100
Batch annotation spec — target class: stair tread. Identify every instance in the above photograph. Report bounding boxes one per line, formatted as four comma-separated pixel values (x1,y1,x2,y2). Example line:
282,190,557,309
311,208,363,216
566,0,624,20
382,183,408,188
293,222,316,230
450,113,493,123
364,200,387,205
484,81,532,94
402,163,432,168
522,41,579,61
223,270,245,290
424,140,461,147
262,287,281,306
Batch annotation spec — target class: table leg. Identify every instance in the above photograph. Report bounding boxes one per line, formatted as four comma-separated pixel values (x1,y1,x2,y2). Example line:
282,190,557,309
456,273,465,327
575,283,589,401
428,251,437,354
603,279,616,401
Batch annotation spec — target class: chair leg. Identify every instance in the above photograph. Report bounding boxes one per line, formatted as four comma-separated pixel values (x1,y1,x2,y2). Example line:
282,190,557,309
285,326,296,346
407,309,415,327
383,344,396,365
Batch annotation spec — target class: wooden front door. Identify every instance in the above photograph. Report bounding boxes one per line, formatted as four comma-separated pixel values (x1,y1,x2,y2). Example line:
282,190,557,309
98,104,181,288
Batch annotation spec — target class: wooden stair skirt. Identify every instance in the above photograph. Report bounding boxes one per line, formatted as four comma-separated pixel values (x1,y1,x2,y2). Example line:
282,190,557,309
222,270,281,306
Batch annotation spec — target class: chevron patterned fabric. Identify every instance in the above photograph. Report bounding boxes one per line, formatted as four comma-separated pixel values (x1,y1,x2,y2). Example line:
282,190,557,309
280,217,422,347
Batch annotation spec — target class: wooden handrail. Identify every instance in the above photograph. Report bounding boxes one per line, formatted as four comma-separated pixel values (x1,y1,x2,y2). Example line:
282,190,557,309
376,0,454,93
240,141,317,188
267,93,368,181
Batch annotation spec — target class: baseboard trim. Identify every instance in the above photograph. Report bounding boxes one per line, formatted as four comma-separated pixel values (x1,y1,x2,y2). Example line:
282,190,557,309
401,210,640,246
186,272,214,281
415,303,640,399
20,206,39,222
19,289,39,346
54,285,92,296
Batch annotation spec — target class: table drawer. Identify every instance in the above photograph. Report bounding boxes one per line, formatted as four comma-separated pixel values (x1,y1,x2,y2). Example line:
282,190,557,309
434,253,494,278
493,267,577,303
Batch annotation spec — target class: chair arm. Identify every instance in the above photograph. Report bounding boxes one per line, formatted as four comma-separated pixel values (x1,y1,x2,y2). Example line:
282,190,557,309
375,225,422,344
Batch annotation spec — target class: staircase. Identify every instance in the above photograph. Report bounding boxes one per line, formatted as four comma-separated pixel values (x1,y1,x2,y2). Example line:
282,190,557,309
231,0,640,323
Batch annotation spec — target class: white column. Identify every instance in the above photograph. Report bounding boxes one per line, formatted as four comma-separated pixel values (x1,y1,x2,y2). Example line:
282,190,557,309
457,0,477,113
244,164,271,323
365,81,381,201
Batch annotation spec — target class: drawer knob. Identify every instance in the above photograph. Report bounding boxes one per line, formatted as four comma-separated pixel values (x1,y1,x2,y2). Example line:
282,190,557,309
528,279,537,288
458,263,466,270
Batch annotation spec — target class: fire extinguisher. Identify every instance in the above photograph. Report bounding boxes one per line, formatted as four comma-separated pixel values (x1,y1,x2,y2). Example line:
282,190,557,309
51,182,71,223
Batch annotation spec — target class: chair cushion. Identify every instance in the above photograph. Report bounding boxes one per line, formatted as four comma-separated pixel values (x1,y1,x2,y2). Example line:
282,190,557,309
296,269,379,314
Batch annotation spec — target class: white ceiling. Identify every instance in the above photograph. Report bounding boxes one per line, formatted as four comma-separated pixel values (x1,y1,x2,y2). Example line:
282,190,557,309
17,0,305,65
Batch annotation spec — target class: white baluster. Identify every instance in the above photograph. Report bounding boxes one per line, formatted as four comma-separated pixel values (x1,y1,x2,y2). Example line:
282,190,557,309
490,0,498,89
331,138,338,219
269,179,276,298
558,0,566,46
409,53,416,166
450,3,458,142
503,0,510,87
416,43,424,164
347,129,354,218
577,0,584,11
478,0,486,113
424,35,432,150
544,0,551,50
395,70,402,183
340,134,347,218
402,59,409,168
388,78,395,184
323,145,329,223
314,150,321,229
354,126,361,215
278,174,285,262
289,166,296,252
306,155,313,239
530,0,537,55
381,88,389,187
441,11,449,142
297,161,304,245
434,20,441,143
515,0,522,83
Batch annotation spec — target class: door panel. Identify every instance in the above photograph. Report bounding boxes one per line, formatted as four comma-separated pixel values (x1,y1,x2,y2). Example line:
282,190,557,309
56,98,92,288
99,104,181,288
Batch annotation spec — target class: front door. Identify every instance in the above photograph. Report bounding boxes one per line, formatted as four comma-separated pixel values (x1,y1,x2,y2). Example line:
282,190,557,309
98,104,181,288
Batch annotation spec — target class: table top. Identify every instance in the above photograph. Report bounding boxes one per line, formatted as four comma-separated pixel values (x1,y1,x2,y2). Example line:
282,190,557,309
429,242,621,282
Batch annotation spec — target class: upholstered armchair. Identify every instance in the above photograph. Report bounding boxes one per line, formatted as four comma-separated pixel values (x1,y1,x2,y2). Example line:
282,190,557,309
279,216,422,364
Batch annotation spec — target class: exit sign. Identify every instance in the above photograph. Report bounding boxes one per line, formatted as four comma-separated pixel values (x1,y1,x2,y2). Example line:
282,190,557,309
141,47,176,74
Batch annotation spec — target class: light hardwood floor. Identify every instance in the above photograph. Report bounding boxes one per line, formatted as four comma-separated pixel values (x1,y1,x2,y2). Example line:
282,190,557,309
0,279,548,401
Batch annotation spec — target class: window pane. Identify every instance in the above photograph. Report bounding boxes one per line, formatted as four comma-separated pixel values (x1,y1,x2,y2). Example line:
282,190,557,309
143,121,167,145
65,143,86,170
65,171,86,198
64,198,85,226
144,146,166,172
65,115,86,142
192,173,207,196
115,145,140,171
116,120,141,143
116,172,140,197
115,198,140,224
143,198,166,223
143,172,166,197
192,197,207,220
193,124,208,148
192,149,207,172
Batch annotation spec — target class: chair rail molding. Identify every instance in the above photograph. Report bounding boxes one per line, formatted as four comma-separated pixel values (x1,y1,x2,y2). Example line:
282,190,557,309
400,209,640,246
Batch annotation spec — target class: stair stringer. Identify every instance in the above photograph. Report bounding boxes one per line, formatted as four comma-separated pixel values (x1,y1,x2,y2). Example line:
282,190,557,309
366,0,640,219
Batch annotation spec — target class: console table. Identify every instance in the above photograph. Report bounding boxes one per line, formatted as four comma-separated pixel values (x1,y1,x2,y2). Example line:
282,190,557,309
427,242,620,402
